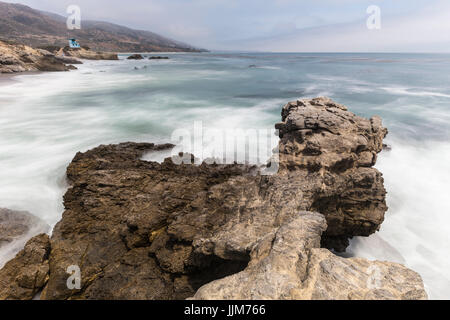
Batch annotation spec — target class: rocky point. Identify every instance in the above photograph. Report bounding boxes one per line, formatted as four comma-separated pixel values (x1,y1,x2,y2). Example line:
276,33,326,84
0,97,427,300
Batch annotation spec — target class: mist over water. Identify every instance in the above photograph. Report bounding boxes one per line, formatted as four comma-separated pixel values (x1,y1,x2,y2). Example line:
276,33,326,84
1,53,450,298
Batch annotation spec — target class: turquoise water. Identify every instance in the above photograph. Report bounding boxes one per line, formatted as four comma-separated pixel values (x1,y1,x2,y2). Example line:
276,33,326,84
0,52,449,298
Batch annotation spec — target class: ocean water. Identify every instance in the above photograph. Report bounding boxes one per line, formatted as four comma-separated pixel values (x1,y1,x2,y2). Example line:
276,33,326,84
0,52,449,299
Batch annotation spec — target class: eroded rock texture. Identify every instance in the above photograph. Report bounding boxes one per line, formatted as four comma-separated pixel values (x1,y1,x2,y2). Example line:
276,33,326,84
0,98,426,300
0,234,50,300
192,212,426,300
0,40,81,73
276,97,388,251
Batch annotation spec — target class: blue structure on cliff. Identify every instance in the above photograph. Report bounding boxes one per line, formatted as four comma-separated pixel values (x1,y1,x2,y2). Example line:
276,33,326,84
69,38,81,49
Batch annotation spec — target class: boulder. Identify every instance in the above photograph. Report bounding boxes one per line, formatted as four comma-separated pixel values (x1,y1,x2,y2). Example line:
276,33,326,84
0,234,50,300
127,54,144,60
0,41,80,73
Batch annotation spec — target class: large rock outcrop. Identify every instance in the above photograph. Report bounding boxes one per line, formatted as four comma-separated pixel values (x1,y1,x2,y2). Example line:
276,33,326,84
58,47,119,61
0,40,80,73
0,98,426,300
192,212,426,300
276,97,388,250
127,54,144,60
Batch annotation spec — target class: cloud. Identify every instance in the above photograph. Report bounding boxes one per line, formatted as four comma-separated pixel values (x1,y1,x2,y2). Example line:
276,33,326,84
227,1,450,52
2,0,450,51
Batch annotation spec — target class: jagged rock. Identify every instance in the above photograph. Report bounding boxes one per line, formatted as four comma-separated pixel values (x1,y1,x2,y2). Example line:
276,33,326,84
0,234,50,300
275,97,388,251
58,47,119,61
0,41,79,73
191,212,427,300
127,54,144,60
1,98,426,300
41,142,255,300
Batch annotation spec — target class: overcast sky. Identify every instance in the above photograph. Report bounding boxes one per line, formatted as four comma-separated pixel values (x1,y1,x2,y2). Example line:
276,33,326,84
3,0,450,52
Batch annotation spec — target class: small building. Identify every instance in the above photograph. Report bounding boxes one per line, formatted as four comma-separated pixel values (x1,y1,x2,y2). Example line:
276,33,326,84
69,38,81,49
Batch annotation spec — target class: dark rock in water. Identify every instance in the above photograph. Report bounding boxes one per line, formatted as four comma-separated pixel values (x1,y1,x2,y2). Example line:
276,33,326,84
0,208,49,248
383,143,392,151
0,98,427,300
148,56,169,60
276,97,388,252
0,234,50,300
66,64,78,70
127,54,144,60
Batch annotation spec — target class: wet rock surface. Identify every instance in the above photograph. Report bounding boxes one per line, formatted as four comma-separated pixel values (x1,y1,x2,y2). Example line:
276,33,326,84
0,208,49,248
0,98,427,300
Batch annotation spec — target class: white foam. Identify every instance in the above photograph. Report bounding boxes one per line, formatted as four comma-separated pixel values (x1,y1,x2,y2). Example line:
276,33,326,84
381,86,450,98
348,139,450,299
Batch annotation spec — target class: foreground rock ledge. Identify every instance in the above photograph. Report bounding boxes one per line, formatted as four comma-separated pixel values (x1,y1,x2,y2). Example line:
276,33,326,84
0,97,427,300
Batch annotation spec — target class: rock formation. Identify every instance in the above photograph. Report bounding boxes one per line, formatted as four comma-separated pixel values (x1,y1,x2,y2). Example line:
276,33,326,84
127,54,144,60
0,98,427,300
0,40,80,73
0,234,50,300
57,47,119,61
192,212,426,300
276,97,388,251
148,56,169,60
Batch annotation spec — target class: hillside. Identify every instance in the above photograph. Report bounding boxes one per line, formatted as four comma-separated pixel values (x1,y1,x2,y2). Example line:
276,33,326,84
0,2,204,52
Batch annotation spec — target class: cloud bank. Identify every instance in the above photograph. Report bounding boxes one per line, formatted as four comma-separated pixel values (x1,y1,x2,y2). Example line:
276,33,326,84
2,0,450,52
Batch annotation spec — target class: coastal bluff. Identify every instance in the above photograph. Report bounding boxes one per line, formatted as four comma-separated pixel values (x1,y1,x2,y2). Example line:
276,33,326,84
0,40,118,74
0,97,427,300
